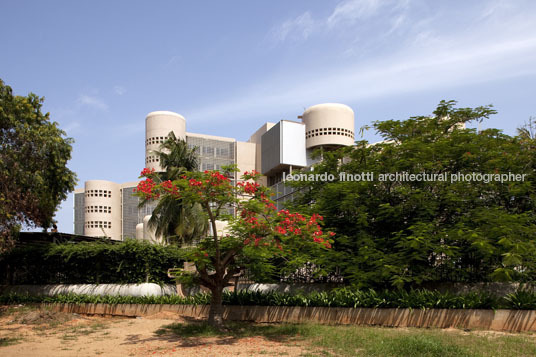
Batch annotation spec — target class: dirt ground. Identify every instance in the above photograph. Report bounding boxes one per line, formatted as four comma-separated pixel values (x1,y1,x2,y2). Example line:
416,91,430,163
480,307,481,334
0,306,307,356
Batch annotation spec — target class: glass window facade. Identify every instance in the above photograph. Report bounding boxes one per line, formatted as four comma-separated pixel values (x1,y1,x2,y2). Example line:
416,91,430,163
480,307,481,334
74,192,85,235
121,186,139,240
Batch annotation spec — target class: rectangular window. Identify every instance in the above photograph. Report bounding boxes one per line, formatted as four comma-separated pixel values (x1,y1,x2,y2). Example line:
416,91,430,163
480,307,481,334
216,147,229,157
203,146,214,156
203,163,214,171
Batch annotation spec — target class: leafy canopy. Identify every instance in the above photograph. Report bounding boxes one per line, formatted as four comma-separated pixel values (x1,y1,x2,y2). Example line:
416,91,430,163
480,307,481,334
0,79,77,250
136,166,334,325
289,100,536,288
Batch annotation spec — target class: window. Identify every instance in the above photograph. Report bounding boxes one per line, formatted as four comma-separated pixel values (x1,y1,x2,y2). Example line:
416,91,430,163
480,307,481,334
203,163,214,171
203,146,214,156
216,147,229,157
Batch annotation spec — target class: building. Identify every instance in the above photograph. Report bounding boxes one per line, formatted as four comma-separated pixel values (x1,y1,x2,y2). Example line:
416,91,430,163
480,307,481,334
74,104,355,241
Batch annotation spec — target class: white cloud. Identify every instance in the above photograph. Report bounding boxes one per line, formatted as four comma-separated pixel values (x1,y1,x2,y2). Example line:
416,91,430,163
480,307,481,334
327,0,383,27
191,1,536,125
189,35,536,124
480,0,514,20
114,85,126,95
269,11,314,44
77,94,108,111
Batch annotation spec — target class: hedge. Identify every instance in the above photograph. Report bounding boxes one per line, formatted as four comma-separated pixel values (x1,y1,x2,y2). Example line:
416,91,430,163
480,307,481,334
0,239,183,285
2,288,536,309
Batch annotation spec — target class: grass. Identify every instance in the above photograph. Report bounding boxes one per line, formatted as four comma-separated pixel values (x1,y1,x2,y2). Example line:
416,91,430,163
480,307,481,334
60,322,108,341
0,336,22,346
155,322,536,357
155,321,304,340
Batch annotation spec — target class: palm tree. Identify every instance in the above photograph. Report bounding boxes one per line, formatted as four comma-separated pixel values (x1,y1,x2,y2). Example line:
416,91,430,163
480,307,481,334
141,132,208,245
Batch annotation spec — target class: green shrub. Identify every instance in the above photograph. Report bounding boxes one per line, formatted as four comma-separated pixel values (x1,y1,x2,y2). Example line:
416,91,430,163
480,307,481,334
3,288,535,309
0,239,183,285
504,290,536,309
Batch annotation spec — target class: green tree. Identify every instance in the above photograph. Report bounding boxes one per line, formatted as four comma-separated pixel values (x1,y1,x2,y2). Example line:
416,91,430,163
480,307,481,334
289,100,536,288
136,168,334,326
141,132,208,244
0,79,77,250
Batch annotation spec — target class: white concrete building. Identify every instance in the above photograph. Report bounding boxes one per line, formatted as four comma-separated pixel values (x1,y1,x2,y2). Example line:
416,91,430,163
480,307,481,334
74,103,355,240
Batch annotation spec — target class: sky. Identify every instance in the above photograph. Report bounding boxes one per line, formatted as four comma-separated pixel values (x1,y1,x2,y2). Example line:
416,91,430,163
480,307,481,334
1,0,536,233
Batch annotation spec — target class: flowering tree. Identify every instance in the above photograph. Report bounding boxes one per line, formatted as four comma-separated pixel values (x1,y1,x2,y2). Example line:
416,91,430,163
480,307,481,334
136,166,334,326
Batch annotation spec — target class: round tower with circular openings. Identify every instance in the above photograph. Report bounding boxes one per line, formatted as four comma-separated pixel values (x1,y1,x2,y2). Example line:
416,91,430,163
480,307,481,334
145,111,186,172
84,180,121,240
302,103,355,150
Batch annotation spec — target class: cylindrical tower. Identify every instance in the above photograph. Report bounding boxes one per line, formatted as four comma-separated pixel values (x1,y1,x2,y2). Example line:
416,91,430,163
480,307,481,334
145,111,186,172
135,223,144,240
142,215,161,243
302,103,355,149
84,180,121,240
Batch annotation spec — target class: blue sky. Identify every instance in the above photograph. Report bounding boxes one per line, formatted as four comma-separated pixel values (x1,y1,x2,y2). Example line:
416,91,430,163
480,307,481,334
1,0,536,233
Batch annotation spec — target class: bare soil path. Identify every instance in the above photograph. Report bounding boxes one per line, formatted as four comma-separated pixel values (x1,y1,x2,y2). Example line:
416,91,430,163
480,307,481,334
0,306,306,356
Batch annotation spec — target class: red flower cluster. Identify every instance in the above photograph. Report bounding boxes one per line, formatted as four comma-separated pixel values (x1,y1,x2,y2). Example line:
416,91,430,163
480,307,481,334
237,181,260,194
241,209,262,228
242,170,261,179
161,180,180,197
206,170,230,184
307,213,323,227
265,203,277,210
188,171,231,194
189,178,203,187
140,167,155,177
275,210,307,237
135,178,159,199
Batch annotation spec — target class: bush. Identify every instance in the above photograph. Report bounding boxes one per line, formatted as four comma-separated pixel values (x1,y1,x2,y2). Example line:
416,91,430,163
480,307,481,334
3,288,536,309
0,239,183,285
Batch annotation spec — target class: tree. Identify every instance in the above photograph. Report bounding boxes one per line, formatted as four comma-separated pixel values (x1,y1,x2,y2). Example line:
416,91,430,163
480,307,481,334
0,79,77,251
141,132,208,244
289,100,536,288
136,167,334,326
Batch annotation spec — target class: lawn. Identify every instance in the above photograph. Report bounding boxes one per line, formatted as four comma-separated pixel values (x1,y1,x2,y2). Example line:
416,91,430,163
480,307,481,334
157,321,536,357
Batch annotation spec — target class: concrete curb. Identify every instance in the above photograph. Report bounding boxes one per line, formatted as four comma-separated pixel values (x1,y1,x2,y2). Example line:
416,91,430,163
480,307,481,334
43,303,536,332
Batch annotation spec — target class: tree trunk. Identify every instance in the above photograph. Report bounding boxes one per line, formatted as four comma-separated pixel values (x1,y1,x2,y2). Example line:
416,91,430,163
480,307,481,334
208,285,224,327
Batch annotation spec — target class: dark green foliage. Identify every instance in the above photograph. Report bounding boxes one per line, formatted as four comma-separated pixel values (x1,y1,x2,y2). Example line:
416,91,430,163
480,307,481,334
289,100,536,288
504,290,536,310
223,288,500,309
0,239,183,285
0,292,210,305
3,288,536,309
0,79,77,250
